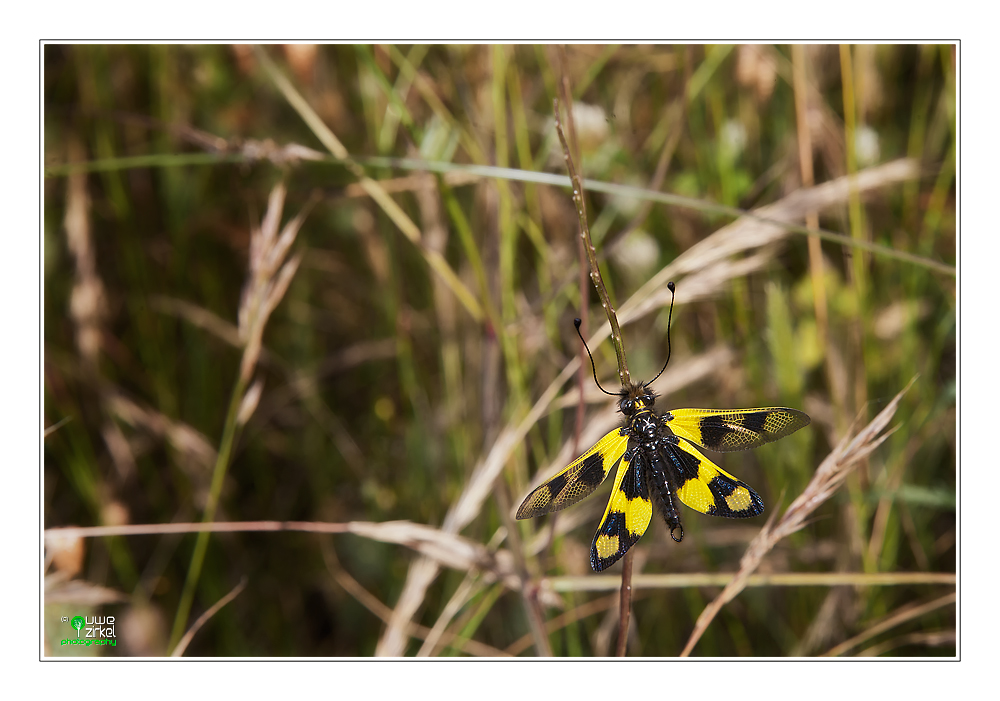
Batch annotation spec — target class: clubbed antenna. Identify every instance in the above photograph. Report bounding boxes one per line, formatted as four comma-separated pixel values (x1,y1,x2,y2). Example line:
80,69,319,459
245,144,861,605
645,281,676,387
574,318,619,397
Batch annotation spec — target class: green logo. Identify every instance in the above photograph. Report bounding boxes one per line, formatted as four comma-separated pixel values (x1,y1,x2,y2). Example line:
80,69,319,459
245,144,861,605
70,616,85,638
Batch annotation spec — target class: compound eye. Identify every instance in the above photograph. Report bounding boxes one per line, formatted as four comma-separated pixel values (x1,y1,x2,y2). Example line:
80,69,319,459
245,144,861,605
643,392,655,406
620,398,633,414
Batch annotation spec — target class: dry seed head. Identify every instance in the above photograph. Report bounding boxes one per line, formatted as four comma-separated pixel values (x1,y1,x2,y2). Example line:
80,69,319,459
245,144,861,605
236,378,265,427
240,330,263,385
238,184,306,384
266,254,302,318
259,183,285,249
263,211,307,281
680,380,912,657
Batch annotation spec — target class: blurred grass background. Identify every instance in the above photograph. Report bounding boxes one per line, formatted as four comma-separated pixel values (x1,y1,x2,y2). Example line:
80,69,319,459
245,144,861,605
43,44,955,657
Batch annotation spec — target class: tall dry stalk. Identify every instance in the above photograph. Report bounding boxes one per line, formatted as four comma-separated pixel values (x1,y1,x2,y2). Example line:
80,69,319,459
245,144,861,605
63,137,139,486
552,93,638,656
168,183,307,652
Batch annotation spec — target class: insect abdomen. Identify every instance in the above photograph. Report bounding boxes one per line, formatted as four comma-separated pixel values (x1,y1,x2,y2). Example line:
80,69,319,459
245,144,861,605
644,446,684,542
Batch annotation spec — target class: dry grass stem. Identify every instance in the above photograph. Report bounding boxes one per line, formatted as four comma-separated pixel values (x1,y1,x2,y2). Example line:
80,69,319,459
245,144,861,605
170,577,248,657
344,169,482,197
321,544,510,657
619,159,922,327
545,571,955,591
553,82,638,657
149,296,243,349
416,573,482,656
679,379,917,656
504,593,621,656
47,518,552,603
44,416,73,437
821,591,956,657
217,137,326,165
791,586,851,656
418,527,524,655
235,378,265,428
855,629,956,657
253,45,484,323
554,95,632,386
106,393,217,472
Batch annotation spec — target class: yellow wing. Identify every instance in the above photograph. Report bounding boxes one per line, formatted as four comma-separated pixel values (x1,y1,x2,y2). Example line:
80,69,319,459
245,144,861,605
666,407,810,453
515,428,629,519
590,451,652,571
666,436,764,517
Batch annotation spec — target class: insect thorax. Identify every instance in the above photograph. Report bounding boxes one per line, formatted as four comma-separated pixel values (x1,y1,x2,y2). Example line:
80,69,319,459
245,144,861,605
620,385,685,542
631,410,662,443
